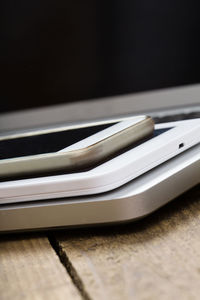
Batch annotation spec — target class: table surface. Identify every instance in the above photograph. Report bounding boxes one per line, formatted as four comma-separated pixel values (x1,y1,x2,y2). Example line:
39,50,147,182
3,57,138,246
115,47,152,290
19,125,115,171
1,112,200,300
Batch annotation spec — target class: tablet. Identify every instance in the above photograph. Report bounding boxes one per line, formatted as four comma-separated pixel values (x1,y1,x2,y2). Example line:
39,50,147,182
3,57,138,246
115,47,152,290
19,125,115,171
0,143,199,232
0,119,200,204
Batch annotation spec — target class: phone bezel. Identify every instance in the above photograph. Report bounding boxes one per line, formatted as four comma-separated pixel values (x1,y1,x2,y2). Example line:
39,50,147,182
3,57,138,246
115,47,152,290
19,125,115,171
0,115,153,177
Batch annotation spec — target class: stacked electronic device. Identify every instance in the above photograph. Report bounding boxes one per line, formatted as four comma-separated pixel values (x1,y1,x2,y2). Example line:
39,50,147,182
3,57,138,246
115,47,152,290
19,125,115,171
0,117,199,232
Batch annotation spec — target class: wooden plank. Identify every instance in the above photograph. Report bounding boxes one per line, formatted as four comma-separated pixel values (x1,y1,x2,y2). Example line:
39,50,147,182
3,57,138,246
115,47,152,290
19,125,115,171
55,186,200,300
0,234,82,300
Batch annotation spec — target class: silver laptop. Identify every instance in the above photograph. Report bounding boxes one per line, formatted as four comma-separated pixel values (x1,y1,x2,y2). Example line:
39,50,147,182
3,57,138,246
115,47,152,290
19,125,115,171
0,2,199,232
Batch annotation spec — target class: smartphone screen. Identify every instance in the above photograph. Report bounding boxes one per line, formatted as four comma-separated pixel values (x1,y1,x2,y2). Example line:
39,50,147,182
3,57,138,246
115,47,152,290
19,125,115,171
0,125,173,181
0,125,172,160
0,122,117,160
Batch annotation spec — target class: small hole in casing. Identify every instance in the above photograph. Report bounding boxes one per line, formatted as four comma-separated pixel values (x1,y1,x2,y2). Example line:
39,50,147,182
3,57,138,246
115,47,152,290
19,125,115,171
179,143,184,149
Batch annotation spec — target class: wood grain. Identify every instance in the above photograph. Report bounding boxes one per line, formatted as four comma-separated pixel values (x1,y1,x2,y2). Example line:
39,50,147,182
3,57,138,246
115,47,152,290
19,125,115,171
55,185,200,300
0,234,81,300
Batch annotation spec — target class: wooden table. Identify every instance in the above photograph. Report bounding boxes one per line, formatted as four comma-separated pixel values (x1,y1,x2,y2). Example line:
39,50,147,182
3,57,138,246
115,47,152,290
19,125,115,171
1,185,200,299
1,114,200,300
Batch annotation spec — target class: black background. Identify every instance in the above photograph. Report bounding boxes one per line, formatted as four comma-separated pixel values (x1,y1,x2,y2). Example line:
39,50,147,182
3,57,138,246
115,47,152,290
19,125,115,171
1,0,200,113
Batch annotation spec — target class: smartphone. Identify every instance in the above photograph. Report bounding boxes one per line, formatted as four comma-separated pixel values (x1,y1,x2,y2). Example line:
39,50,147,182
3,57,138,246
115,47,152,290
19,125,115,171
0,115,154,178
0,143,199,233
0,119,199,204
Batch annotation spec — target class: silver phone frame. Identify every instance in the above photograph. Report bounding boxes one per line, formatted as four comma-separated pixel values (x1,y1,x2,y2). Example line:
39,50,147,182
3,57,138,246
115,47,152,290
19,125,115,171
0,143,199,233
0,116,154,178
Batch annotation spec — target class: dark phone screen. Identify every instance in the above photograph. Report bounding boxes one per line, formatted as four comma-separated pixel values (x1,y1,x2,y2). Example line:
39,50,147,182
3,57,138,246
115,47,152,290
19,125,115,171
0,122,116,160
0,126,173,181
0,125,172,161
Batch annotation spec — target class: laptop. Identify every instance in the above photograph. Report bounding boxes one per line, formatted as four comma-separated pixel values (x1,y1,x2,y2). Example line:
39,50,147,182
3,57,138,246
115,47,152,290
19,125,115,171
0,1,199,231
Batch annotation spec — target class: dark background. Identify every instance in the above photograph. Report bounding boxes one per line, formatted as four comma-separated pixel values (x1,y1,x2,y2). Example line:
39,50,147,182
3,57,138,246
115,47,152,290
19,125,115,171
1,0,200,113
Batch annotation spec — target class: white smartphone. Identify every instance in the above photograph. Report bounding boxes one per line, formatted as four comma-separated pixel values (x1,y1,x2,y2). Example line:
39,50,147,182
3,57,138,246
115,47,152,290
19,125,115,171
0,118,199,204
0,143,199,233
0,115,154,178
